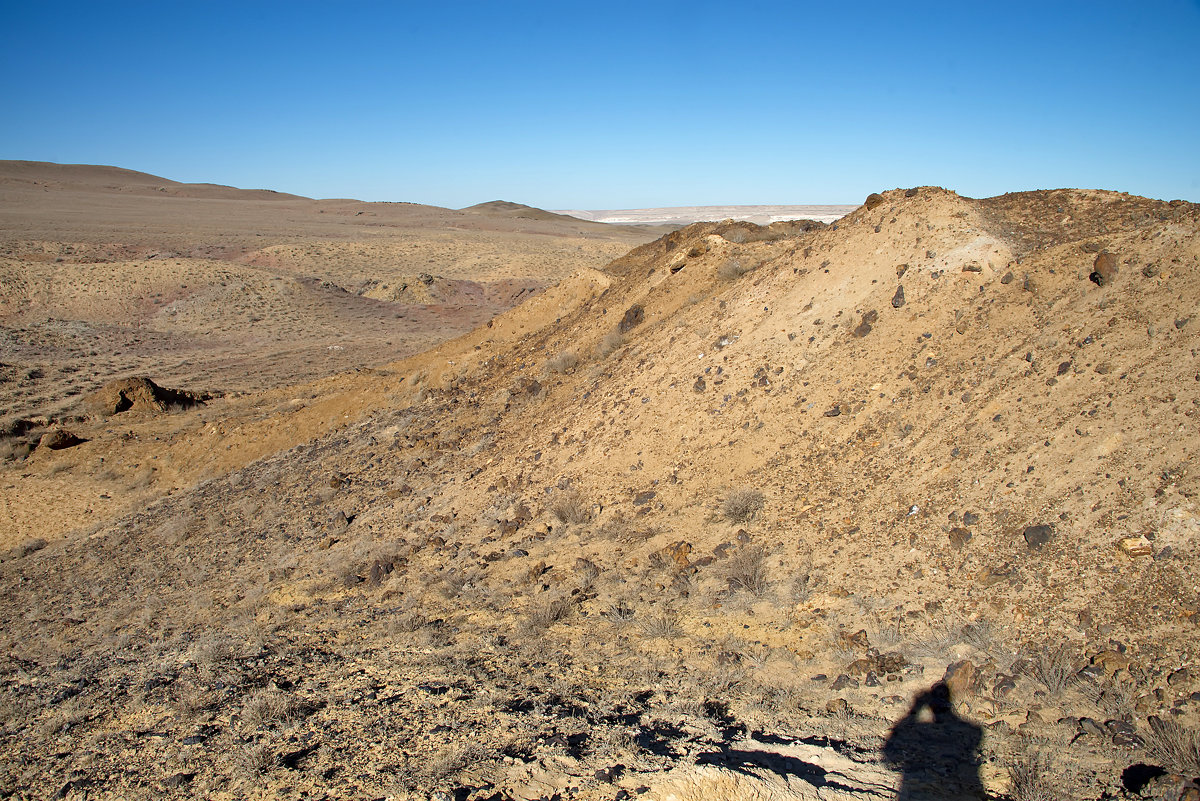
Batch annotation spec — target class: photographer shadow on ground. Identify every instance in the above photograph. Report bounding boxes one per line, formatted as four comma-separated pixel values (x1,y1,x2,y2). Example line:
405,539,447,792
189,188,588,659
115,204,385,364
883,681,987,800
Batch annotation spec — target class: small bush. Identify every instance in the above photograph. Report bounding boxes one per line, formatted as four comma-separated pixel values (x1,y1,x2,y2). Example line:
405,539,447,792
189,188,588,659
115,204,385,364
545,351,580,374
597,331,625,357
1008,750,1055,801
550,490,592,525
524,596,574,631
639,611,683,639
718,259,750,281
1024,644,1079,695
725,545,770,596
1144,716,1200,776
723,488,764,522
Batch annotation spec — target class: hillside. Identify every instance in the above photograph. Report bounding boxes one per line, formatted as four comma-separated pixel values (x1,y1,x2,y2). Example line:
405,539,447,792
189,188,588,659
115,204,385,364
0,161,658,423
2,186,1199,800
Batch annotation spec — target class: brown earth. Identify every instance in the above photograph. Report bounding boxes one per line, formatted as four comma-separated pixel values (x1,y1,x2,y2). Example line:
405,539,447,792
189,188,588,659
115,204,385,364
1,177,1199,801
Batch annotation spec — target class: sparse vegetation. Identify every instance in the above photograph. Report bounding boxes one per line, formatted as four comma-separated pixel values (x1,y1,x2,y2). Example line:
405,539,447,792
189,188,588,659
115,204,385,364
1144,716,1200,777
545,350,580,374
596,330,625,357
550,489,592,525
1008,750,1055,801
724,545,770,596
1023,644,1079,695
717,258,750,281
722,487,764,522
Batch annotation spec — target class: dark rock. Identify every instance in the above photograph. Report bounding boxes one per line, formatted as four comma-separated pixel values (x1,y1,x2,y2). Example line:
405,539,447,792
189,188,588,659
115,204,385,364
1057,361,1072,376
823,405,842,417
1168,667,1191,687
852,309,879,338
963,511,979,527
1023,524,1054,548
1082,242,1103,253
891,285,906,309
876,652,909,674
1001,271,1015,284
1142,263,1160,278
905,188,919,197
39,429,85,450
864,671,881,687
948,527,972,549
633,490,656,506
831,674,857,690
1090,252,1119,286
618,304,645,333
864,193,885,210
692,377,706,393
1176,317,1191,330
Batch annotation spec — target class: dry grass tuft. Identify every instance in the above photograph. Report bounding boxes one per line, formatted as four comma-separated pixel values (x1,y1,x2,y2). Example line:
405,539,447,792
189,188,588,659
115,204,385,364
1008,750,1055,801
724,545,770,596
1144,716,1200,776
718,258,750,281
1023,643,1079,695
523,596,574,631
550,489,592,525
545,351,580,374
723,488,764,522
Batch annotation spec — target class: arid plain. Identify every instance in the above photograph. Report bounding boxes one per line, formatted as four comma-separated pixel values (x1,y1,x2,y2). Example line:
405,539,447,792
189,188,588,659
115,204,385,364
2,162,1199,800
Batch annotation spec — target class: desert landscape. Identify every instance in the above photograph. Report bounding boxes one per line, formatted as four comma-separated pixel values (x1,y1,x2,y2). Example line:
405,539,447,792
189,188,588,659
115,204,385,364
2,164,1200,801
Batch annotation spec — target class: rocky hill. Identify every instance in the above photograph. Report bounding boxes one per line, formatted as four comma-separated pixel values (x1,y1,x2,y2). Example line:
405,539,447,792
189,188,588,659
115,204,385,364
1,186,1199,800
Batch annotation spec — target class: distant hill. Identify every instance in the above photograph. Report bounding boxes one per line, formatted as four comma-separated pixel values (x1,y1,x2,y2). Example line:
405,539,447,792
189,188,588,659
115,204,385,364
0,159,310,201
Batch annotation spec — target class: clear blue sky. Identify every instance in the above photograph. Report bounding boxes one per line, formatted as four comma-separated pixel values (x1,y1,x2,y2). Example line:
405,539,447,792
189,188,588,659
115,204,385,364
3,1,1198,208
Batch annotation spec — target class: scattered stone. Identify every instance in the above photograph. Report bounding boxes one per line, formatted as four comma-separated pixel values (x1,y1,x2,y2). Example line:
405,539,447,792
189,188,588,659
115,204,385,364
948,527,972,549
1057,361,1072,376
864,193,885,210
692,377,706,393
1142,263,1160,278
633,490,656,506
1176,317,1191,330
826,697,850,715
85,376,210,416
891,285,905,309
1001,271,1014,284
942,660,979,699
1091,649,1133,675
1082,242,1103,253
1118,536,1153,557
852,309,878,338
1167,667,1191,687
1090,252,1119,286
823,405,842,417
662,541,693,569
962,262,983,273
832,676,855,691
39,429,85,450
1023,524,1054,548
905,188,919,197
618,304,644,334
963,511,980,527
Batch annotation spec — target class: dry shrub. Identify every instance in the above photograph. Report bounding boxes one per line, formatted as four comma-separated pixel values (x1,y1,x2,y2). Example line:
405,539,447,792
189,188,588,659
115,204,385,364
545,351,580,374
723,488,764,522
1023,644,1079,695
240,689,295,730
1144,716,1200,776
725,545,770,596
597,331,625,357
639,610,683,639
523,596,574,631
718,258,750,281
550,489,592,525
1008,750,1055,801
236,742,276,778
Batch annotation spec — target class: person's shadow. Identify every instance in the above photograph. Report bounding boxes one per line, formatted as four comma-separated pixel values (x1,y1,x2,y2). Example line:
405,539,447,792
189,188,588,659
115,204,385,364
883,682,987,800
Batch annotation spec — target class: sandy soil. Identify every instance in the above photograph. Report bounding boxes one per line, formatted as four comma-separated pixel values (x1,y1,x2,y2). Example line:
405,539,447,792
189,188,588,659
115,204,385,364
2,174,1199,801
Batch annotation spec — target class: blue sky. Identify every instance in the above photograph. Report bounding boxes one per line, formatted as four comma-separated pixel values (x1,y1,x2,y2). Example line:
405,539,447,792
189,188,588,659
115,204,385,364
3,1,1198,207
